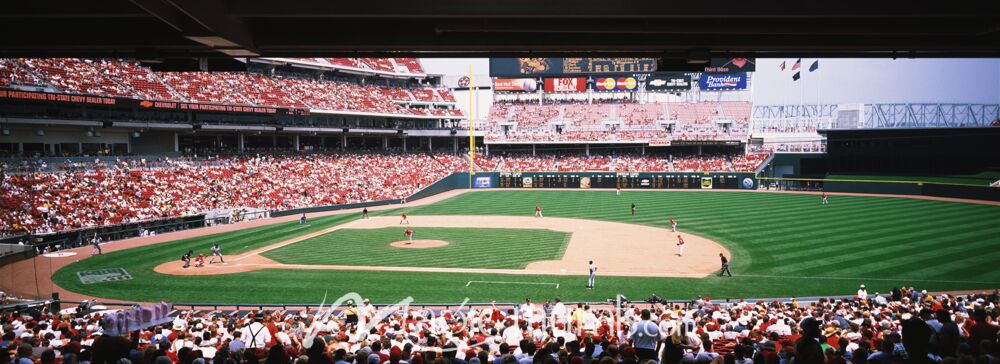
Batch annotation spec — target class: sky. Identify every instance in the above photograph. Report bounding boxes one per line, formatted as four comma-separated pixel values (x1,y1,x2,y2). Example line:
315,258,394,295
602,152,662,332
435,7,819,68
421,58,1000,106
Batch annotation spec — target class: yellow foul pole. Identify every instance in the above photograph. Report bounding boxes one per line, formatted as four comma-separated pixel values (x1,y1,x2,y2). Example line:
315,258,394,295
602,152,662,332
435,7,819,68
468,64,476,188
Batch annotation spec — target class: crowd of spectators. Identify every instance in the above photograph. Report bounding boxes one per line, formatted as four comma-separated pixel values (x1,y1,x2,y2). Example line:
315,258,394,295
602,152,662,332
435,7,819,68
0,152,465,236
669,155,730,173
748,143,827,154
470,153,767,173
485,101,750,143
0,59,459,118
2,288,997,364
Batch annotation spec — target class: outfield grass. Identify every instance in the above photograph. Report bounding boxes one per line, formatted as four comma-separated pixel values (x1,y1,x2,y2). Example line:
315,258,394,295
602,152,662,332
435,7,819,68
52,190,1000,304
263,227,569,269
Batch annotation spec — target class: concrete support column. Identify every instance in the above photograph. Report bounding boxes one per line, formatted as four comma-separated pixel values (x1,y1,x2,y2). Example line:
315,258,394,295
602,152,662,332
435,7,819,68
485,143,489,156
293,135,300,151
383,136,389,150
698,145,703,155
642,145,646,155
428,137,433,151
453,137,458,154
532,144,536,156
586,144,590,156
173,132,179,152
272,135,278,148
341,134,347,151
402,137,407,152
238,133,245,151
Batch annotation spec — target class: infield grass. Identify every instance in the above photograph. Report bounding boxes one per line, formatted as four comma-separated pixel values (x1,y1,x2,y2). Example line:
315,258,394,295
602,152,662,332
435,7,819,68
52,190,1000,304
263,227,570,269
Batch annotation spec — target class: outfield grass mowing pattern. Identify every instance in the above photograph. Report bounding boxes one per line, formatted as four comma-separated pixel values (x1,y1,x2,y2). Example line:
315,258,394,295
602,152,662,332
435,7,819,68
51,191,1000,304
263,227,570,269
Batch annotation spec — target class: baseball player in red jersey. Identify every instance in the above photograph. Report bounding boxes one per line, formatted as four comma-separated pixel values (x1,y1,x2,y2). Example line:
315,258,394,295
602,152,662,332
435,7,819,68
404,228,414,241
670,218,678,232
535,204,543,218
616,185,621,196
821,192,829,205
676,235,685,256
400,212,409,225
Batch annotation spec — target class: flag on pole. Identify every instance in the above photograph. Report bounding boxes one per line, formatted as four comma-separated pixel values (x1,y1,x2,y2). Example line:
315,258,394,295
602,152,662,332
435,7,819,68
791,58,801,71
809,60,819,72
792,72,801,81
779,61,786,71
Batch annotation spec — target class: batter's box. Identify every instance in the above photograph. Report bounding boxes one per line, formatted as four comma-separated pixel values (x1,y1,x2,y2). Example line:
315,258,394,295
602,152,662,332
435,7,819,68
77,268,133,284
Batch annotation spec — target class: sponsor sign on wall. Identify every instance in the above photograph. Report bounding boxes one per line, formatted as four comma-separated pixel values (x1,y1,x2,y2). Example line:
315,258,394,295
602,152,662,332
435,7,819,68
592,76,639,92
699,73,748,90
493,78,538,92
645,73,692,91
543,77,587,92
703,57,756,74
473,176,493,188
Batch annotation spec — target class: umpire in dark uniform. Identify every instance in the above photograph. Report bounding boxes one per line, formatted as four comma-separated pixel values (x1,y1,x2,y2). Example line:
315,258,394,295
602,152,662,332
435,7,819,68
718,253,732,277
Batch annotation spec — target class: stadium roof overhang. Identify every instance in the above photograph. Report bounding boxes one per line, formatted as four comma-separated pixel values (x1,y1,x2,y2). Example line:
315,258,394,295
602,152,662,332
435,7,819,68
1,0,999,60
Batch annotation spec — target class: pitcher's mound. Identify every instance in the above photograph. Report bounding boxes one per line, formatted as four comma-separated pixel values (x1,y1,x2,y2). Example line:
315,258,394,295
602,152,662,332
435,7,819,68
389,240,449,249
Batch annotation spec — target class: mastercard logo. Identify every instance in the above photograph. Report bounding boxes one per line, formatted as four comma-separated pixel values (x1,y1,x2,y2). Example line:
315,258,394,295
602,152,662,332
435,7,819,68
598,78,617,90
596,77,637,91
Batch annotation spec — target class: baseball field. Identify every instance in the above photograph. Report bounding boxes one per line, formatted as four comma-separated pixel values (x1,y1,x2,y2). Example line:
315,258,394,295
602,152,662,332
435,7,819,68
46,189,1000,304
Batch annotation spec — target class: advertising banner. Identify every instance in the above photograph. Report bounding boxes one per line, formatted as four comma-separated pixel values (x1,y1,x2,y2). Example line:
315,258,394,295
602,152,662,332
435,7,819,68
0,89,302,115
703,58,756,74
521,177,534,188
644,73,692,91
543,77,587,92
699,73,748,90
490,58,657,77
701,177,714,189
493,78,538,92
592,76,639,92
473,176,493,188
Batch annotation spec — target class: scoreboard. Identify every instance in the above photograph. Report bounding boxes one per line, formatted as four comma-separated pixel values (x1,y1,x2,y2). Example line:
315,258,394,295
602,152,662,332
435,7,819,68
496,172,754,190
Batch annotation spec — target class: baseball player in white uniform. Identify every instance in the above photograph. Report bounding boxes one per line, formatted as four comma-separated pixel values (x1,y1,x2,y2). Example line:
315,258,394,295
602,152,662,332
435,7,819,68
587,261,597,289
210,243,224,264
676,235,685,256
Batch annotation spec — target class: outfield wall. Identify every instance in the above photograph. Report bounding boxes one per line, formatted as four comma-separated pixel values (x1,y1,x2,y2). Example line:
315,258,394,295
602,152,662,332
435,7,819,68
825,180,1000,201
762,177,1000,201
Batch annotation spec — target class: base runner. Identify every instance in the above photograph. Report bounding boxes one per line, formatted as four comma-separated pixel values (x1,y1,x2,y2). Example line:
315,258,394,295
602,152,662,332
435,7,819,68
676,235,685,256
